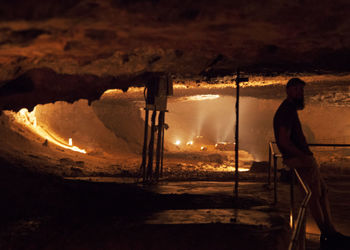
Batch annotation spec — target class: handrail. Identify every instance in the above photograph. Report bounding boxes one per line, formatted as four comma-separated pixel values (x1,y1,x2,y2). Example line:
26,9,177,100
308,143,350,147
288,169,312,250
267,141,350,203
268,141,350,250
268,142,281,204
268,142,311,250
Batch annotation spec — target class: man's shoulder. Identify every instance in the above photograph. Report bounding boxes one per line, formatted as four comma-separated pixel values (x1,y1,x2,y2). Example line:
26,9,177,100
274,100,296,124
276,100,295,115
280,99,295,110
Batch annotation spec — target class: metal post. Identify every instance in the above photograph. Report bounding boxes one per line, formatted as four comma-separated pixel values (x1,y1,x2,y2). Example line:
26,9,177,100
273,155,278,204
268,144,271,185
234,69,240,200
141,108,149,182
160,116,166,177
290,168,295,230
155,111,164,181
233,70,248,201
146,109,157,182
301,211,306,250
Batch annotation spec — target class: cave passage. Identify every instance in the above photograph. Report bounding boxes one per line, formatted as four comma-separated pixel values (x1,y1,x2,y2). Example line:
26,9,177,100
1,79,350,180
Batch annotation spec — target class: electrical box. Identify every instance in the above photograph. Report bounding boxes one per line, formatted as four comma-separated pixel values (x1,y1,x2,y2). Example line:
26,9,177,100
146,73,173,111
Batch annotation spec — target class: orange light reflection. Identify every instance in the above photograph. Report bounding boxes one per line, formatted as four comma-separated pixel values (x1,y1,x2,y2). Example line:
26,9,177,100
14,108,87,154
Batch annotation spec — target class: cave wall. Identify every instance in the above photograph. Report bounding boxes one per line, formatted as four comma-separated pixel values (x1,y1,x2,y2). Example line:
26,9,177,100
1,0,350,83
34,98,144,155
0,68,148,112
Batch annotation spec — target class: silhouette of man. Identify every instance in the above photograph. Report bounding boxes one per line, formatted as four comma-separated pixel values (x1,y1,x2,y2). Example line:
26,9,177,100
273,78,349,249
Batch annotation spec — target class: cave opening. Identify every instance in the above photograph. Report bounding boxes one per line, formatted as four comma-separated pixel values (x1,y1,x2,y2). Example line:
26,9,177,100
1,73,350,249
2,75,350,181
2,0,350,248
0,84,260,180
2,74,350,182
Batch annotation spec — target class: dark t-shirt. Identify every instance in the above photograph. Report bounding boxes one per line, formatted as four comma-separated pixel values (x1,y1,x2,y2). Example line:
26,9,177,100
273,99,313,159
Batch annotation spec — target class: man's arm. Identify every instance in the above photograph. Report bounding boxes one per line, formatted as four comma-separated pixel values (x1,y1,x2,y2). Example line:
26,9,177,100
278,126,309,158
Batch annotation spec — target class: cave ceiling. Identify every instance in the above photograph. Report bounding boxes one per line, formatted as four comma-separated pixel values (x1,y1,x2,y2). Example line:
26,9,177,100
1,0,350,111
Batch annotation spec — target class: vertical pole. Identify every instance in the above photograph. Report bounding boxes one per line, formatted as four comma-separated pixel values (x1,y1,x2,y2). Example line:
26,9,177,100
301,210,307,250
160,114,166,177
234,69,240,201
290,169,295,230
273,155,278,204
147,108,157,182
155,111,164,181
141,108,149,182
268,144,271,185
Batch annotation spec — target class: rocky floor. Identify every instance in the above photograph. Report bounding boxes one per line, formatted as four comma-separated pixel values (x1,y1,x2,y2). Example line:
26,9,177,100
1,152,350,250
0,157,286,250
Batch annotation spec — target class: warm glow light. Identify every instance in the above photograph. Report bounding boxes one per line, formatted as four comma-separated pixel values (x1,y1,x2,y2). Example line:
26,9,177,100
203,164,250,172
238,168,250,172
14,108,87,154
175,140,181,145
186,141,193,145
221,167,250,172
182,94,220,102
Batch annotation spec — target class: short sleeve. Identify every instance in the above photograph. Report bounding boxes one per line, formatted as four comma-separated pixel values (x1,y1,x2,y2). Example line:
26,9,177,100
276,110,293,130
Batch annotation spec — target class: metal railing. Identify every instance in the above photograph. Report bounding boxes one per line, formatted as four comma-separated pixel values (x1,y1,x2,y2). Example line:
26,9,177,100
268,142,350,204
268,141,311,250
288,168,312,250
268,142,281,204
268,141,350,250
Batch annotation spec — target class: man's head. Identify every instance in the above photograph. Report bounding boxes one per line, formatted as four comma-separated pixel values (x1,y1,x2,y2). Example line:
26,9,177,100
286,78,306,110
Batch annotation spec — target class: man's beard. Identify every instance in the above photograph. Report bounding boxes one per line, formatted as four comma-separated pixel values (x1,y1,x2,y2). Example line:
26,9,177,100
294,97,305,110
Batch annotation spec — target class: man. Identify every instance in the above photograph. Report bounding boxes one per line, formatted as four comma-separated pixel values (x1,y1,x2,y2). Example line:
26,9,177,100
273,78,349,249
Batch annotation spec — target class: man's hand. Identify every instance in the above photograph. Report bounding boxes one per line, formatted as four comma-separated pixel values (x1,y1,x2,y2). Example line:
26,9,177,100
278,126,309,158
